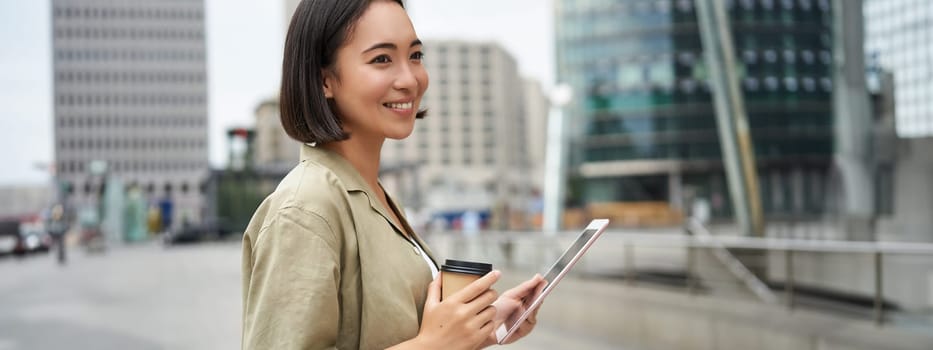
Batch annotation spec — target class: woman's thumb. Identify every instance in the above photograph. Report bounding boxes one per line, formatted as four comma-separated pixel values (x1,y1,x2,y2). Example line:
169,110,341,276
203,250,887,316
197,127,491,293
425,275,442,308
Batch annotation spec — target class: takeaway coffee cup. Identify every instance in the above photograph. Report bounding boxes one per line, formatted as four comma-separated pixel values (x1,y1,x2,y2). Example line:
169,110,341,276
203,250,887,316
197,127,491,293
441,259,493,301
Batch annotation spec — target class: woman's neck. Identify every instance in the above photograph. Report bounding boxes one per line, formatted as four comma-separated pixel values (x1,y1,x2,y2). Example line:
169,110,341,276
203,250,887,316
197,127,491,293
323,135,385,193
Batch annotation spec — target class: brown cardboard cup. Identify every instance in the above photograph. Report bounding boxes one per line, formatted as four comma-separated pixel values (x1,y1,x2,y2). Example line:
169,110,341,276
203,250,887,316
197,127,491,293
441,259,493,301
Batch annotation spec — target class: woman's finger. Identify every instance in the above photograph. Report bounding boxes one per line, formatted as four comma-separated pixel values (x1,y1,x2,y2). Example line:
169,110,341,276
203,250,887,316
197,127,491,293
492,297,521,323
466,289,499,315
479,304,497,322
503,274,546,299
450,270,500,303
424,274,442,308
522,279,547,308
479,307,501,333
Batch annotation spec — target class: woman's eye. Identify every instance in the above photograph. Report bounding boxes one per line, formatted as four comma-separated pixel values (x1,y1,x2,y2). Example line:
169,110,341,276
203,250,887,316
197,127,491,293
370,55,391,64
410,51,424,61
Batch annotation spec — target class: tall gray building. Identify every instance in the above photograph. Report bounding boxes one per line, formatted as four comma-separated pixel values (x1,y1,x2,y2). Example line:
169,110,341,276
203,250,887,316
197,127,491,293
381,41,542,227
253,99,298,173
864,0,933,137
51,0,209,228
523,79,550,193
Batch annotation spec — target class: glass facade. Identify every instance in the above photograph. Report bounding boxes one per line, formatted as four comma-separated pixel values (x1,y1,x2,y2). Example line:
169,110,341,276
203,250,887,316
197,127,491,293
557,0,835,218
864,0,933,137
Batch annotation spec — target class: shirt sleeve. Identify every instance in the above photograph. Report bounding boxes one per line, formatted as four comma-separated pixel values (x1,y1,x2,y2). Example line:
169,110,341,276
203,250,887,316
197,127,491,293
242,207,341,350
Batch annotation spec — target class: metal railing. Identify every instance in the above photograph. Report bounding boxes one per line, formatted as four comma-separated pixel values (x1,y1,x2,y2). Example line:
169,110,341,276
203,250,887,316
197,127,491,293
426,227,933,327
686,219,778,304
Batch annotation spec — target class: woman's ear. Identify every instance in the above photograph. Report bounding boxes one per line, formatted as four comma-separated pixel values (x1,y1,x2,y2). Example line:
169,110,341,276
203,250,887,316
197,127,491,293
322,69,334,98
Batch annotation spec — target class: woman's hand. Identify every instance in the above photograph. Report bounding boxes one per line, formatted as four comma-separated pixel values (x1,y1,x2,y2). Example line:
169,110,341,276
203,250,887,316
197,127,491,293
479,274,547,347
405,271,502,350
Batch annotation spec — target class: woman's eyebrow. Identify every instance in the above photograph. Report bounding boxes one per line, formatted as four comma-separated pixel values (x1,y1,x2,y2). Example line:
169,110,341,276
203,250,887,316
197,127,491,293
363,39,423,53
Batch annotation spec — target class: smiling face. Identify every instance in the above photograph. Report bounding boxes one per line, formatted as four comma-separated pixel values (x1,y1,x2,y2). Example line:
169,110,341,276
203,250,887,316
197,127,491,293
322,0,429,142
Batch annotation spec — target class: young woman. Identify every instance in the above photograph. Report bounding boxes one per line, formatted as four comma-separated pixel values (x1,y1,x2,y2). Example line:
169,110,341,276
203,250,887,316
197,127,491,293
241,0,544,348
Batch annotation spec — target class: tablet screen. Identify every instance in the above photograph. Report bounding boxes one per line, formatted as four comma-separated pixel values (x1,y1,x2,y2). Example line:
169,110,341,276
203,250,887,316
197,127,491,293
542,227,600,287
496,219,609,344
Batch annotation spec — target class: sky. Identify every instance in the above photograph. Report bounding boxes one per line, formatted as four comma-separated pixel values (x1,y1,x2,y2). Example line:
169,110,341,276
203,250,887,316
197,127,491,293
0,0,553,186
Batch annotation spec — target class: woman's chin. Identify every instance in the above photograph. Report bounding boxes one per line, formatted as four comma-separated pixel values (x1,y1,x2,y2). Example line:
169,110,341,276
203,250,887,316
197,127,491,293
386,128,416,140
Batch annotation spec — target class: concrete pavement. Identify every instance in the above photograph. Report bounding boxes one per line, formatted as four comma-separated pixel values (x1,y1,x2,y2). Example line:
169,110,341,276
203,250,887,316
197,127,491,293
0,240,629,350
0,242,241,350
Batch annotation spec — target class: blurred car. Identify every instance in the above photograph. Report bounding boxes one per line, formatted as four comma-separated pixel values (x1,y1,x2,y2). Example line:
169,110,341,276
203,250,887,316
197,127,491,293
19,216,52,253
19,226,52,253
0,219,20,256
163,218,236,245
0,217,51,256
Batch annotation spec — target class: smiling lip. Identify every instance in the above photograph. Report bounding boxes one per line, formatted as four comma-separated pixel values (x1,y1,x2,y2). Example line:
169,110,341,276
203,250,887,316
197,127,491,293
383,101,414,110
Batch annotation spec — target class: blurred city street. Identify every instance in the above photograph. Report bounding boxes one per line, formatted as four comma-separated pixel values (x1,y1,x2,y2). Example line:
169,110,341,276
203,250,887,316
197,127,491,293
0,240,627,350
0,242,241,350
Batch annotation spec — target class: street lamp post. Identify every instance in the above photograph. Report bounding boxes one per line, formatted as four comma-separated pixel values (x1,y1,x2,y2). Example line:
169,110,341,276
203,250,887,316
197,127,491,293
542,84,573,235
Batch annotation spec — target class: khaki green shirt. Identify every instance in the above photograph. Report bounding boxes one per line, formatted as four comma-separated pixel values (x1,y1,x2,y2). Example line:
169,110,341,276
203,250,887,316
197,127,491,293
242,144,438,349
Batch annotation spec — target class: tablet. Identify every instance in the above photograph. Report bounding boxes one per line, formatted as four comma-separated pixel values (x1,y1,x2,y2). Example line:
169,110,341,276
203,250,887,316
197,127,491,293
495,219,610,344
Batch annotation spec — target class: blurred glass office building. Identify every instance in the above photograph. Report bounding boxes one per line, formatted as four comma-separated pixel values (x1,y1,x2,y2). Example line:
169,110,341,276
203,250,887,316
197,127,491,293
864,0,933,137
556,0,836,221
51,0,209,229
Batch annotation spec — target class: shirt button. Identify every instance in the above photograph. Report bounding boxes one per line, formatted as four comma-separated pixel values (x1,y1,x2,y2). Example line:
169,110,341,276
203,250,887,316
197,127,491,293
413,246,419,254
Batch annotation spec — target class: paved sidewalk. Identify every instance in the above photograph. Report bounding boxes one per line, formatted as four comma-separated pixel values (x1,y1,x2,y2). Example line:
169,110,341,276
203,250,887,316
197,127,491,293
0,240,633,350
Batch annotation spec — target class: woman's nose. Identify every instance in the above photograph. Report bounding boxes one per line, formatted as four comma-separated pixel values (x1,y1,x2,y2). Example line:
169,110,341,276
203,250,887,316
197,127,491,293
394,63,419,91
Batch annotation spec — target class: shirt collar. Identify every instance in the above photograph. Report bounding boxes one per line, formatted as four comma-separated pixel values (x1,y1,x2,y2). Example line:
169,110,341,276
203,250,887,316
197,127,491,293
300,144,408,233
300,143,439,267
300,143,370,193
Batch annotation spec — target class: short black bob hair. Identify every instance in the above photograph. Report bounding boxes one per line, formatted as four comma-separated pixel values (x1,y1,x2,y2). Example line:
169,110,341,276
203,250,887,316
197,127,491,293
280,0,427,144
